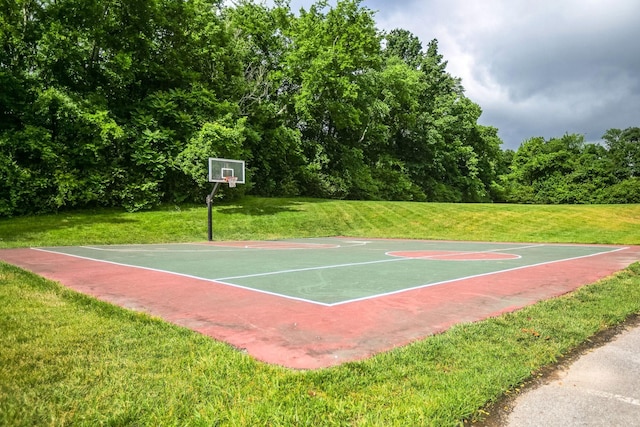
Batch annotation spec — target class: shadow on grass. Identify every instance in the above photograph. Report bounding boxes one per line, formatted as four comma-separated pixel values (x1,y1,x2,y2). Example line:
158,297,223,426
0,209,138,241
216,197,328,216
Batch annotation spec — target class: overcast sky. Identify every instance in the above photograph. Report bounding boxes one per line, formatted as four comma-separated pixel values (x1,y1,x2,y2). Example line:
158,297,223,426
280,0,640,149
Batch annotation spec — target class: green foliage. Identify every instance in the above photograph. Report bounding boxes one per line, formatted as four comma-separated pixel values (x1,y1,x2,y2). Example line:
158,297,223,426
600,178,640,203
504,130,639,204
603,127,640,179
2,0,637,216
176,116,250,194
0,87,126,214
384,29,424,68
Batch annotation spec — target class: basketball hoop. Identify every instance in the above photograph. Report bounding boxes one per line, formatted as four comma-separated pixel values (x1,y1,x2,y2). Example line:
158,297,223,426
206,158,244,241
224,176,238,188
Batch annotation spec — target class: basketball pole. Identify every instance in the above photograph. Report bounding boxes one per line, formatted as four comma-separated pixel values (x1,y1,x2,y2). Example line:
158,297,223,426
206,182,220,241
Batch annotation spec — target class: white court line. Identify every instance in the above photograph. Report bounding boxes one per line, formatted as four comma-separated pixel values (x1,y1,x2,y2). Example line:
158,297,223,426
213,257,406,281
79,245,245,253
32,247,334,306
467,243,544,252
217,243,544,280
385,243,544,260
330,246,628,306
78,240,368,253
33,244,628,307
78,245,340,253
341,240,371,246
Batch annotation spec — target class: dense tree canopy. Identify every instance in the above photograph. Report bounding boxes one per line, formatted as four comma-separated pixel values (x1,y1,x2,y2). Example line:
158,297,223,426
503,130,640,204
0,0,637,216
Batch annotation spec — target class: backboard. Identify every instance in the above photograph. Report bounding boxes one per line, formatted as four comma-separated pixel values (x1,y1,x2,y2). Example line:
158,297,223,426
208,158,245,184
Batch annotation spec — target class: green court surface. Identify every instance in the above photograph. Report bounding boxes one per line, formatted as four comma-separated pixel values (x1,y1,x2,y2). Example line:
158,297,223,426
37,238,625,306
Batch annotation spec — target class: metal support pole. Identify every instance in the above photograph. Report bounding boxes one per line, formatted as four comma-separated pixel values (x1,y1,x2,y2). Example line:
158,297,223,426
206,182,220,241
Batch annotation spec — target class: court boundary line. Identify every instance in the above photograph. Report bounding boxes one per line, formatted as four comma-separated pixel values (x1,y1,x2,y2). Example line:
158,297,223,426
384,244,545,261
213,243,542,281
332,246,628,305
76,240,370,253
80,245,259,254
32,247,330,306
386,251,522,261
32,243,628,307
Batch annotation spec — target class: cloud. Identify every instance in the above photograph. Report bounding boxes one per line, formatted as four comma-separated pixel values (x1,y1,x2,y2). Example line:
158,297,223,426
368,0,640,147
266,0,640,148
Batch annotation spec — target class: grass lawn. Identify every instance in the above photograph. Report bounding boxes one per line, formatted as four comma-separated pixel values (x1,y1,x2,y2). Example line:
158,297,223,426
1,198,639,426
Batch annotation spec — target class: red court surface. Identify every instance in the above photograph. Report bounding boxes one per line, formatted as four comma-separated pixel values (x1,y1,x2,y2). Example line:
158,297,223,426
1,239,639,369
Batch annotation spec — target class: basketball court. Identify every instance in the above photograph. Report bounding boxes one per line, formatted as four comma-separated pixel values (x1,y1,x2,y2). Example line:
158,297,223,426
2,238,639,369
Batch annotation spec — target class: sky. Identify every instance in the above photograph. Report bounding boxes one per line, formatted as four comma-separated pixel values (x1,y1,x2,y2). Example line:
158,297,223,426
277,0,640,149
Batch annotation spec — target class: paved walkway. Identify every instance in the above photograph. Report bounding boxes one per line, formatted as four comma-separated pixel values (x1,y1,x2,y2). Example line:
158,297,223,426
504,323,640,426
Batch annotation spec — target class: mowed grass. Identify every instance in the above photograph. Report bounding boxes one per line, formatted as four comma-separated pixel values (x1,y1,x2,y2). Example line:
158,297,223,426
1,197,639,247
1,198,640,426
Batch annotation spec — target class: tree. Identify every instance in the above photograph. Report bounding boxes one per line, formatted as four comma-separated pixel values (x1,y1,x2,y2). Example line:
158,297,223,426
1,0,516,215
0,87,125,214
603,127,640,179
384,28,423,69
386,37,495,202
0,0,242,214
224,1,307,196
502,132,640,204
281,0,384,198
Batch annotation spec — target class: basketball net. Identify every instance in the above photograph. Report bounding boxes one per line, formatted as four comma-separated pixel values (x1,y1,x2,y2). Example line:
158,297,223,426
224,176,238,188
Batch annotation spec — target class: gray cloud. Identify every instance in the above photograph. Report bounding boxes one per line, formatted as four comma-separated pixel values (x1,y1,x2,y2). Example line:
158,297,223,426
279,0,640,149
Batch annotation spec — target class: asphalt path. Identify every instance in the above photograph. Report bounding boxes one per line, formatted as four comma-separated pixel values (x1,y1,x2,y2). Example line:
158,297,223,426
484,319,640,426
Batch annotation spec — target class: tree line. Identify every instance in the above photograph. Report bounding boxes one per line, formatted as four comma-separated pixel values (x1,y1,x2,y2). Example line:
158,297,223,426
503,128,640,204
1,0,638,217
